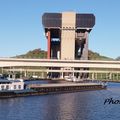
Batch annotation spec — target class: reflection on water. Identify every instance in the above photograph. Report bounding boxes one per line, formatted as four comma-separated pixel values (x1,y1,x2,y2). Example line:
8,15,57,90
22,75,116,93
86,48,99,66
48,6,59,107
0,82,120,120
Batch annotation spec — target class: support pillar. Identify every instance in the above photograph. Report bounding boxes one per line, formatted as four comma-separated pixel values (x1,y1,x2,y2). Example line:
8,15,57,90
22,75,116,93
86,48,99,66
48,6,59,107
13,74,16,80
82,31,88,60
72,68,75,77
61,72,64,79
60,68,64,79
100,73,102,80
117,72,119,81
47,30,51,59
20,69,23,79
41,72,44,78
92,73,94,80
94,73,97,80
109,73,112,80
24,70,27,77
1,67,3,74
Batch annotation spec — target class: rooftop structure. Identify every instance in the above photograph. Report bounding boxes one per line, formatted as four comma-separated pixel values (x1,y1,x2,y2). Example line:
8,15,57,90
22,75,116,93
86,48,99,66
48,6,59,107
0,79,24,91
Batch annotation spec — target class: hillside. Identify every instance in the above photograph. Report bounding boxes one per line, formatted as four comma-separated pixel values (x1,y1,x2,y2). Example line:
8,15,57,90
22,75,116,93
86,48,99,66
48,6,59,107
116,56,120,60
88,50,113,60
14,48,113,60
14,48,47,58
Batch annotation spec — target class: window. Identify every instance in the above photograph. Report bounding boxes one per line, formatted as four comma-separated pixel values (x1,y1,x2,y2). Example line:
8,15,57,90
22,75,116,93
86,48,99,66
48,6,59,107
14,85,16,90
1,85,4,90
6,85,9,90
18,85,21,89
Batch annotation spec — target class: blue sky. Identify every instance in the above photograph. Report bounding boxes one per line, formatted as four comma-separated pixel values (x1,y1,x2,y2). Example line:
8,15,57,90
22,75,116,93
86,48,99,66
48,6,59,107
0,0,120,58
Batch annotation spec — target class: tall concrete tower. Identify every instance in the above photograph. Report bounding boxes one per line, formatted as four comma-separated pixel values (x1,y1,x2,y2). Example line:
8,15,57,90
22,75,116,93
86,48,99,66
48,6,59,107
42,12,95,60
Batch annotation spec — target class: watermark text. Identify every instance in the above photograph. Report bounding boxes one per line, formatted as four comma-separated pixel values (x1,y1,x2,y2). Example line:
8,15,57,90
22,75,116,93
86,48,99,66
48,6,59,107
104,98,120,105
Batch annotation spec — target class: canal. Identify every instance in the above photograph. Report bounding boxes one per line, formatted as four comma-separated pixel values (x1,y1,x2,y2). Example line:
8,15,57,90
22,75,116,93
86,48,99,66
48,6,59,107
0,82,120,120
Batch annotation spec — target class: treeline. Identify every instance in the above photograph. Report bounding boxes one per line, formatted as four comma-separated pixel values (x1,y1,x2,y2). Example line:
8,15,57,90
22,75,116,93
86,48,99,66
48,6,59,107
14,48,113,60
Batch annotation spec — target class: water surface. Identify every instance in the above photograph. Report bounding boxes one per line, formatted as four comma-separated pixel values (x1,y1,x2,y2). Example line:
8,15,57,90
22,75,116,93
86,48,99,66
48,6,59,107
0,82,120,120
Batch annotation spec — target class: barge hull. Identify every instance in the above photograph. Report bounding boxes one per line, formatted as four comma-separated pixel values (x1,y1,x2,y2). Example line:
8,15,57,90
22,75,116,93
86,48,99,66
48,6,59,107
0,83,106,98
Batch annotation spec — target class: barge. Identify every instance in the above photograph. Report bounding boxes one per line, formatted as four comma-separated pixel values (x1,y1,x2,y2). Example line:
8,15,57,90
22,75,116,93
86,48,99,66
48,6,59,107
28,82,107,94
0,75,107,98
0,82,107,98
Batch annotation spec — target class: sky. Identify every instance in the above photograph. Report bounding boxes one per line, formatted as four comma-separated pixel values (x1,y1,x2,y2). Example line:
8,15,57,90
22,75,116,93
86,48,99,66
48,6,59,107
0,0,120,58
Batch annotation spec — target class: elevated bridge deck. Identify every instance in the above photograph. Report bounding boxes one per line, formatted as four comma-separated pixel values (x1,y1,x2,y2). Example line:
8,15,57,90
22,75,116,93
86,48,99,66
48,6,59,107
0,58,120,69
0,58,120,80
